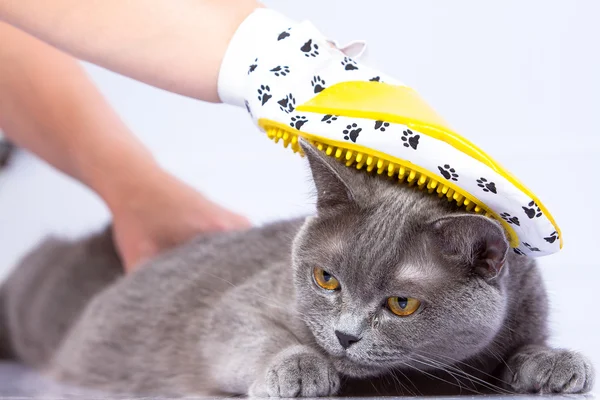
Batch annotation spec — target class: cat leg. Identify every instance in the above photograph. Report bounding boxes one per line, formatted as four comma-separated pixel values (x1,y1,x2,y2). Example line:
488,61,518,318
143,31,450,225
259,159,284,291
206,313,339,397
205,272,340,397
502,344,594,394
207,308,340,397
248,344,340,397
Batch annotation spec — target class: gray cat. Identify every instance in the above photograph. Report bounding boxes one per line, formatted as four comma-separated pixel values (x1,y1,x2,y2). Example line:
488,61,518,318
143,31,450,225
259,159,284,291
0,142,594,397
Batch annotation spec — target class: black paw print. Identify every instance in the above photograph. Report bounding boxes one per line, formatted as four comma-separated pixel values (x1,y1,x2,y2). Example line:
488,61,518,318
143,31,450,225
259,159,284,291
438,164,458,181
257,85,272,105
401,129,420,150
500,212,520,226
270,65,290,77
277,28,291,41
343,123,362,143
321,114,338,124
374,121,390,132
248,58,258,75
522,201,542,219
290,116,308,130
244,100,253,118
369,76,382,82
341,57,359,70
544,231,559,244
524,242,540,252
513,248,526,256
311,76,326,93
277,94,295,114
476,177,497,194
300,39,319,57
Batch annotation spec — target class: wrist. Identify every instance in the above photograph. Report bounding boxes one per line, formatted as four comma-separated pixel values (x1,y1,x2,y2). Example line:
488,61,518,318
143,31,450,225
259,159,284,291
78,138,163,214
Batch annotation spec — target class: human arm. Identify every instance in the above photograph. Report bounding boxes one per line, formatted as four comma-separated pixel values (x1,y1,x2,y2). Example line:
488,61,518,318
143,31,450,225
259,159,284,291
0,22,249,271
0,0,262,102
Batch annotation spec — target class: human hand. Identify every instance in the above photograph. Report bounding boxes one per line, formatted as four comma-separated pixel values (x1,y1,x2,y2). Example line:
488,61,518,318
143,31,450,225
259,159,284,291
108,168,250,273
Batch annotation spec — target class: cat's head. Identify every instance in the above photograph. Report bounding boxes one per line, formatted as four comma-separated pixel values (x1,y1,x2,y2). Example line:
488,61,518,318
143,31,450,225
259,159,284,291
292,142,510,378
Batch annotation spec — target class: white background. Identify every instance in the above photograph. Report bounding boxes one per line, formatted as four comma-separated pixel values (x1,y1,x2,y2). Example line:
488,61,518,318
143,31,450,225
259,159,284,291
0,0,598,393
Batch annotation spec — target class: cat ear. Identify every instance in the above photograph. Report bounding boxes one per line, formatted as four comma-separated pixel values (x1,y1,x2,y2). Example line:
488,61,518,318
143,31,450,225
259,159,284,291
430,214,509,278
300,140,357,210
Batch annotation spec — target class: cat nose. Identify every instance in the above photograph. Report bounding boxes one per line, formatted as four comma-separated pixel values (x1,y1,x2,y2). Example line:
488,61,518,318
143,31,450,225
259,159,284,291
335,330,361,349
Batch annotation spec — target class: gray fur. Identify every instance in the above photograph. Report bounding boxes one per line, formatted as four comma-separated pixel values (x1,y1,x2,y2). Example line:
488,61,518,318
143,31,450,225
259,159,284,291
0,142,593,396
0,139,13,168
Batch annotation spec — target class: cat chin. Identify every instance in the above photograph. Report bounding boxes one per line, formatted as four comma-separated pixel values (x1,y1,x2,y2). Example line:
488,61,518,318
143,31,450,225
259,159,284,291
331,357,389,378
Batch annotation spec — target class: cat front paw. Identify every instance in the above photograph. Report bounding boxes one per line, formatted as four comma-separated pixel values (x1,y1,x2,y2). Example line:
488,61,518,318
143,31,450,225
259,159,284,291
507,347,594,394
249,345,340,397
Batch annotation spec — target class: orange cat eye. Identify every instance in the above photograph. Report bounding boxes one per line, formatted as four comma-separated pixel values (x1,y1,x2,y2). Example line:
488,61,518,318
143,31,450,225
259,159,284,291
387,297,421,317
313,268,340,290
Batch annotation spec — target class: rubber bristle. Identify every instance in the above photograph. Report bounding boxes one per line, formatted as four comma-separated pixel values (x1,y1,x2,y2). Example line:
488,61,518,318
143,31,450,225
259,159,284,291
265,127,505,237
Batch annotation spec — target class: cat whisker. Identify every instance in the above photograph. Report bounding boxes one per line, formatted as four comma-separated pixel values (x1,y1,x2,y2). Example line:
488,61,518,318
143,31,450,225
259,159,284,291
415,354,479,391
393,368,421,396
411,352,513,395
394,375,414,396
410,354,479,394
389,369,418,396
381,373,396,394
408,355,466,394
399,360,481,395
368,379,381,396
408,354,511,396
414,348,513,387
202,271,237,288
485,343,514,376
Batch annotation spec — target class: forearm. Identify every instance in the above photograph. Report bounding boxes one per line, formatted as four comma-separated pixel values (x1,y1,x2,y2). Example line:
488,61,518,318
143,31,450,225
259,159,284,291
0,0,261,102
0,22,158,210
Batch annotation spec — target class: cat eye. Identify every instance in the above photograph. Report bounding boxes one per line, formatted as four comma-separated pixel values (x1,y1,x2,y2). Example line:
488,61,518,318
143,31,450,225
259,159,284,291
313,268,340,291
386,297,421,317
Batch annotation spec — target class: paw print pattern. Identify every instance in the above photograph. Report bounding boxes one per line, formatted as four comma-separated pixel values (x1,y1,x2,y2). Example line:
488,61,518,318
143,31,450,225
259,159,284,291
311,76,326,93
500,212,521,226
513,248,526,256
476,178,497,194
244,100,252,118
277,94,295,114
270,65,290,77
523,201,542,219
290,116,308,130
300,39,319,57
369,76,382,82
248,58,258,75
524,242,540,252
257,85,272,105
277,28,291,41
343,123,362,143
438,164,458,181
341,57,359,70
401,129,420,150
544,231,560,244
321,115,338,124
374,121,390,132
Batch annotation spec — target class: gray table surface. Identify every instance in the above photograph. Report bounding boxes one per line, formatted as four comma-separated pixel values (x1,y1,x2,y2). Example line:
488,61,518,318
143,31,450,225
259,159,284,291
0,362,595,400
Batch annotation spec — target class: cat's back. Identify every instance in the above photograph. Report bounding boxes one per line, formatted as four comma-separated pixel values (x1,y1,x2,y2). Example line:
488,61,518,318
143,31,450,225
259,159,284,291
128,217,304,295
65,217,304,336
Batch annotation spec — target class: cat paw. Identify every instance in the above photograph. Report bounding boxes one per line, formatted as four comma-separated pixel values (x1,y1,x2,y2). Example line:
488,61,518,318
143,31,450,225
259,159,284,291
249,345,340,397
507,348,594,394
